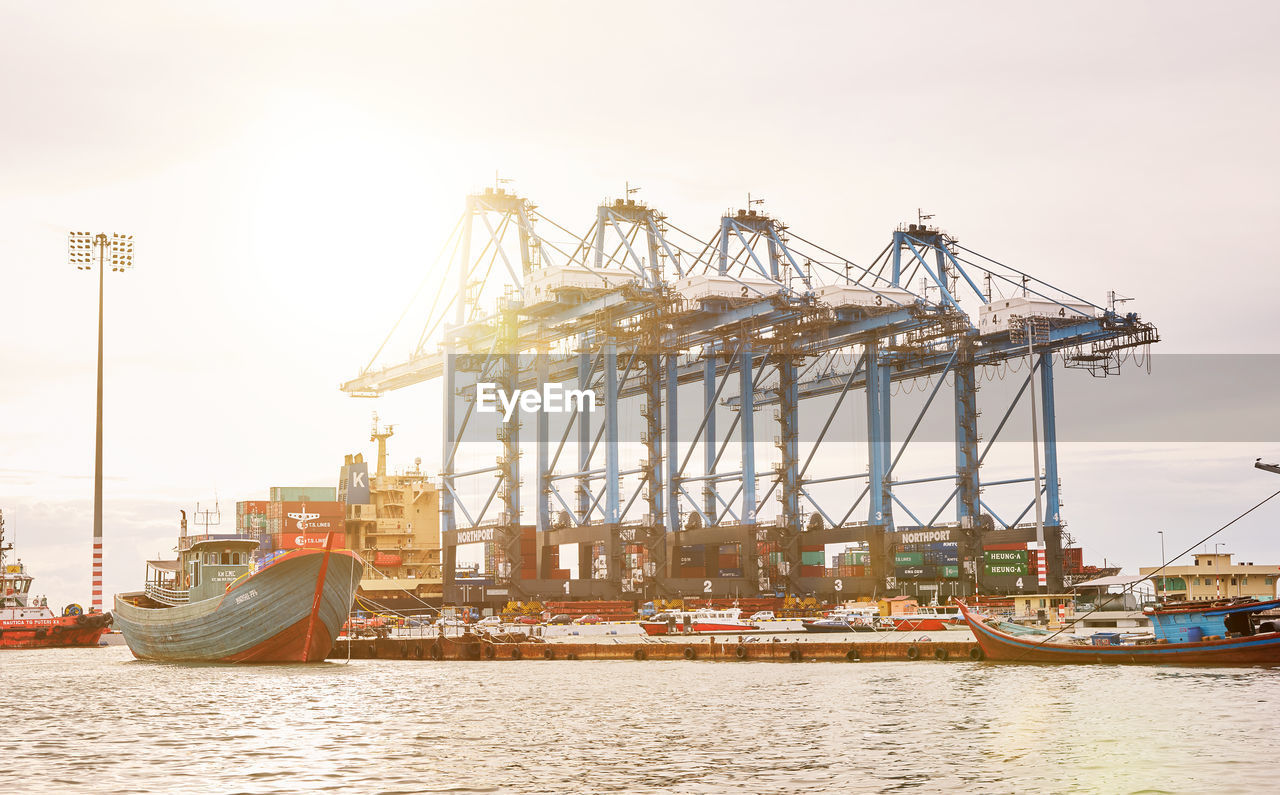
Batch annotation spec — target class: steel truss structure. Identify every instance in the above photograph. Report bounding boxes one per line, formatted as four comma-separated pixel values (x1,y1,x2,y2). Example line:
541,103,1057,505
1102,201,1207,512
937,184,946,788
343,187,1158,603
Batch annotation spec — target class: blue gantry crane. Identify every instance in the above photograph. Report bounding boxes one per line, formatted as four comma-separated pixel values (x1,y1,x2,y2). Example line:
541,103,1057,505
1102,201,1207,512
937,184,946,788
342,186,1158,605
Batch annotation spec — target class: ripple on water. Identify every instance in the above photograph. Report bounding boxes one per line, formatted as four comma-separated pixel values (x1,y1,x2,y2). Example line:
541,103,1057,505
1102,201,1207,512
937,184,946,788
3,648,1279,793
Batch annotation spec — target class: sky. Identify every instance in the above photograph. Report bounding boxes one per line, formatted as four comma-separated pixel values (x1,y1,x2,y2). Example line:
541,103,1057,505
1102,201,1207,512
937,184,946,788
2,1,1279,608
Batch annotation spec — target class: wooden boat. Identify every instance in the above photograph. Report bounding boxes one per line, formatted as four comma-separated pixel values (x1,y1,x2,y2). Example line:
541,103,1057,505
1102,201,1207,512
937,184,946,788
957,598,1280,664
113,514,363,663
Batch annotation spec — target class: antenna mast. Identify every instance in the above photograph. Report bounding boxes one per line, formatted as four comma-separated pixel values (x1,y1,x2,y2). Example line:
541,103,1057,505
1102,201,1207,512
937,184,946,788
372,412,395,478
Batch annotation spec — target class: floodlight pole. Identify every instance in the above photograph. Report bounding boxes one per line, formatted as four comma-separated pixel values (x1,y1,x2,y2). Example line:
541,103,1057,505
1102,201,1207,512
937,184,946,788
92,233,106,613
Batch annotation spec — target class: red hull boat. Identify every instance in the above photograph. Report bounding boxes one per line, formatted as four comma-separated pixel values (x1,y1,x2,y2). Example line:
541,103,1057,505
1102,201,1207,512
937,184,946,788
2,511,111,650
957,598,1280,665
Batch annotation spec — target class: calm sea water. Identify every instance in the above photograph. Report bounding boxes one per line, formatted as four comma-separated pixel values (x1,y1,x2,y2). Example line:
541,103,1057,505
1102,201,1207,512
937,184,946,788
3,646,1276,794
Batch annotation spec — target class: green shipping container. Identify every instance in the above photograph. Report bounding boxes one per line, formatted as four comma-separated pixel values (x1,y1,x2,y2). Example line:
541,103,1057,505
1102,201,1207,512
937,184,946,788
894,552,923,566
941,565,960,579
985,563,1028,576
270,486,337,502
801,550,825,566
984,550,1027,563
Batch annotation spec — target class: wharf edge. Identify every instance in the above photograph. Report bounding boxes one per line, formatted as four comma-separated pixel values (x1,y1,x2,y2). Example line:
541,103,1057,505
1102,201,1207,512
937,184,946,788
328,636,984,663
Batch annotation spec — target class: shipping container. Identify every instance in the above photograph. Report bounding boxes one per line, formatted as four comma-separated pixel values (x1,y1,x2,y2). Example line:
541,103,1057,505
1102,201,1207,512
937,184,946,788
896,565,936,579
985,563,1028,576
268,501,346,534
984,550,1028,563
373,552,402,566
270,486,338,502
941,564,960,579
272,531,345,550
801,550,825,566
717,568,744,578
799,565,825,578
679,545,705,568
894,552,923,566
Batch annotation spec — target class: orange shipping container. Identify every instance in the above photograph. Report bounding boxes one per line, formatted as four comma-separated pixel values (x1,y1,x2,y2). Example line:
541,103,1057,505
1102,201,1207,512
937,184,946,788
273,531,345,550
270,501,346,534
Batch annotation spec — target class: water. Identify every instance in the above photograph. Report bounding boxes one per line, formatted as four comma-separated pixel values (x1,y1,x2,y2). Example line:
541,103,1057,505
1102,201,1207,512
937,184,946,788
3,646,1276,794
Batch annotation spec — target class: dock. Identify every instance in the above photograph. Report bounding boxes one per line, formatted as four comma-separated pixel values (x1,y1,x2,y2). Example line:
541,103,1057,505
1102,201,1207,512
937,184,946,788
327,634,986,663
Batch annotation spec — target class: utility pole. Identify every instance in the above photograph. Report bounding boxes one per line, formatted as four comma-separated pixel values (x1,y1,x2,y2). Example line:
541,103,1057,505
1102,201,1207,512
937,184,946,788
1157,530,1166,600
69,232,133,613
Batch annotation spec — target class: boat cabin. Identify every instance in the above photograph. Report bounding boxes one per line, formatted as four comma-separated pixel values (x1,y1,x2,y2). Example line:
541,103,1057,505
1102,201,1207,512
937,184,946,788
2,561,33,610
145,536,260,606
1146,598,1280,643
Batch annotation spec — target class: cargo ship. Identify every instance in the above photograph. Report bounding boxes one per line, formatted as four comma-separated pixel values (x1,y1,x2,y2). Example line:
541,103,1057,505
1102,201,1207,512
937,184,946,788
1,510,112,649
113,511,363,663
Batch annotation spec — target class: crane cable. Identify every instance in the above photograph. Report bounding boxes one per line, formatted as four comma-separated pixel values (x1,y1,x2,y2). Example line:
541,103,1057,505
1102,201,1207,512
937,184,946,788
1001,485,1280,659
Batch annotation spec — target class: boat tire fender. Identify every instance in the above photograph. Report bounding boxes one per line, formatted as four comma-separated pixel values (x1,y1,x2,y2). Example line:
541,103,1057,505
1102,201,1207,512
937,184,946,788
845,648,860,662
400,644,410,659
413,644,424,659
734,645,748,660
543,647,555,660
683,646,697,660
511,647,522,660
788,648,802,662
483,644,496,660
906,645,921,661
429,644,443,661
968,646,984,661
934,647,948,661
633,648,647,661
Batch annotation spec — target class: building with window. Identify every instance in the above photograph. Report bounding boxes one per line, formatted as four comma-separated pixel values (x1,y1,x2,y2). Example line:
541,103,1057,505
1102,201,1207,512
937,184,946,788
1139,553,1279,602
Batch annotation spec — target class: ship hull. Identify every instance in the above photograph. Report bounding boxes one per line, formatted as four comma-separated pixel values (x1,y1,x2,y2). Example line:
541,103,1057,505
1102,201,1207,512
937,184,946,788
890,617,965,632
640,622,759,636
958,601,1280,664
113,549,363,663
0,613,111,649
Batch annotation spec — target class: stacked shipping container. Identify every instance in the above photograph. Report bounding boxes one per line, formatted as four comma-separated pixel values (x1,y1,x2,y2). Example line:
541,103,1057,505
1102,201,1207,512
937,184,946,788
894,541,960,580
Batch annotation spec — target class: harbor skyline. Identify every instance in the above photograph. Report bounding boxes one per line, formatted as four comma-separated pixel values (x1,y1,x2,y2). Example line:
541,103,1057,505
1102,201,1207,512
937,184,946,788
3,1,1280,609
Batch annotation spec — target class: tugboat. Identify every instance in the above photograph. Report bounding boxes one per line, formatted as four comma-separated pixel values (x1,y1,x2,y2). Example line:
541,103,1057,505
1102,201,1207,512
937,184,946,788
0,508,112,649
113,510,363,663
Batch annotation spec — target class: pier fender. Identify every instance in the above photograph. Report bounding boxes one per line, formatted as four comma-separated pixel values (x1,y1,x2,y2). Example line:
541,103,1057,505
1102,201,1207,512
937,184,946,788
683,646,697,660
845,648,860,662
968,646,984,661
400,643,410,659
788,648,802,662
933,647,949,662
734,645,748,660
633,648,647,661
906,645,921,661
413,644,424,660
429,644,443,661
483,644,496,660
511,647,523,660
369,643,379,659
566,652,578,660
543,647,555,660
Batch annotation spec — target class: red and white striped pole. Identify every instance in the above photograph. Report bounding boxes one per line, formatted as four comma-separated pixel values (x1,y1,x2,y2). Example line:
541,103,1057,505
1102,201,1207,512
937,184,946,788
1029,541,1048,589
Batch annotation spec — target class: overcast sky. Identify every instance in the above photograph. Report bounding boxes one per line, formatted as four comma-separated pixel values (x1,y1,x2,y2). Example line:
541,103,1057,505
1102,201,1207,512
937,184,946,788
3,1,1279,607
